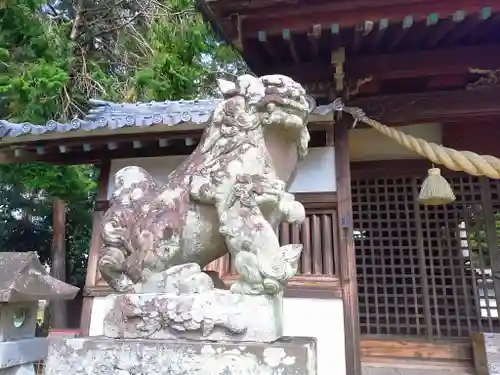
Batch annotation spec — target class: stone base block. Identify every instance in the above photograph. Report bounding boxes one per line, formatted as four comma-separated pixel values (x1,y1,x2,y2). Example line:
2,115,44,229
44,336,317,375
102,291,283,342
0,338,47,368
1,364,35,375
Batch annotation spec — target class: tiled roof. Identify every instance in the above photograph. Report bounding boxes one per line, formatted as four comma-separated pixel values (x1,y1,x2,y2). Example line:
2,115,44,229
0,97,333,142
0,99,220,139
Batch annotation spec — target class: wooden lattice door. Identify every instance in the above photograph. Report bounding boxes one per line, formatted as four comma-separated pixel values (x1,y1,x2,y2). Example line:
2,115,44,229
352,173,500,338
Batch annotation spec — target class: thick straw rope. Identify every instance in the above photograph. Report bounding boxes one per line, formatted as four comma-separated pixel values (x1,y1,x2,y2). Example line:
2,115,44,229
332,99,500,179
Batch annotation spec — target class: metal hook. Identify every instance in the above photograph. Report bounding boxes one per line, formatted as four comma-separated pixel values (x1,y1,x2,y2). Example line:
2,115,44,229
332,98,345,112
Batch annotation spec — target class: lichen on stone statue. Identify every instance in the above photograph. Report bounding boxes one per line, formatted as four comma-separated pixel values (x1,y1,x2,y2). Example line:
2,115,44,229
98,74,313,296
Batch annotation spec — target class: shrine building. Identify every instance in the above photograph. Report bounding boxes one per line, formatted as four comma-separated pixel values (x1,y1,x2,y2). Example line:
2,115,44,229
197,0,500,373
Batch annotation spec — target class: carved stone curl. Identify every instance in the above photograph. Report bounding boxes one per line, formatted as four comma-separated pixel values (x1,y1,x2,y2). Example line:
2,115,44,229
98,74,313,296
103,263,284,342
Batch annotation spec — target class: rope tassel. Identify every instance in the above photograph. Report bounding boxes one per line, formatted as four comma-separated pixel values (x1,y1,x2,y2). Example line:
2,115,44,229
418,167,456,206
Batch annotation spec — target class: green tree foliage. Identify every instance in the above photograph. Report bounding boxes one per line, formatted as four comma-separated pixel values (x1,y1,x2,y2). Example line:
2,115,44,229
0,164,97,286
0,0,246,287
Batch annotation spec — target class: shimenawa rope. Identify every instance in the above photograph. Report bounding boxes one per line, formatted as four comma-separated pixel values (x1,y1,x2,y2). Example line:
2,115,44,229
331,99,500,179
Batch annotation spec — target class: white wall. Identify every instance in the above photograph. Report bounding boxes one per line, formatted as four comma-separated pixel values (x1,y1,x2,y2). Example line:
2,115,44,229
290,147,336,193
283,297,345,375
107,146,336,198
89,296,346,375
350,122,442,161
89,297,114,336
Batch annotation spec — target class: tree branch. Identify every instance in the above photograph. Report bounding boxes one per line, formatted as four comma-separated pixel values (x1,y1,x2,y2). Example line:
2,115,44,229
70,0,84,40
46,4,59,17
88,13,141,40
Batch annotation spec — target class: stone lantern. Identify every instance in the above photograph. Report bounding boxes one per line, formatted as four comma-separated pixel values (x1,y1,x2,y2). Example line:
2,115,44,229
0,252,78,375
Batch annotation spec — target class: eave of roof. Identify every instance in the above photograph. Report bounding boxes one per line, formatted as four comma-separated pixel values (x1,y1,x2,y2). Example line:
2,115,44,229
0,98,333,147
198,0,499,99
0,99,218,145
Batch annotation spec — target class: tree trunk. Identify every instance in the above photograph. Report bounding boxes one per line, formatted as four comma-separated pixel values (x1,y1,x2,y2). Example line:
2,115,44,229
50,197,68,329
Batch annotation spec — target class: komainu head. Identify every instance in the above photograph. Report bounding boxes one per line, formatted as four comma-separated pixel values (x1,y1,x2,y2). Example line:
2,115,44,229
217,74,314,159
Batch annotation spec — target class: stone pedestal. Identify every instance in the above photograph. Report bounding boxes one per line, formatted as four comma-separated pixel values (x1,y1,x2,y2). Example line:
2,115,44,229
473,333,500,375
44,336,317,375
102,291,283,342
0,338,48,375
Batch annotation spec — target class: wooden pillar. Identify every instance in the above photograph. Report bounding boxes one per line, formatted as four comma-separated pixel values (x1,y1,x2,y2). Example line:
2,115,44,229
335,116,361,375
479,177,500,319
50,197,68,328
79,159,110,335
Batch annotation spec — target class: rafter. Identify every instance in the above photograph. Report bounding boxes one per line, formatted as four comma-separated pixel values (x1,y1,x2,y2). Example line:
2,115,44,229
233,1,490,37
387,15,414,52
367,18,388,52
282,29,300,63
443,11,486,46
308,24,322,59
257,31,281,64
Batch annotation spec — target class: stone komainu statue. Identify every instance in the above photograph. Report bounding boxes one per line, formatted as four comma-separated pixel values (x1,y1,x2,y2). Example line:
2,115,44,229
98,74,314,295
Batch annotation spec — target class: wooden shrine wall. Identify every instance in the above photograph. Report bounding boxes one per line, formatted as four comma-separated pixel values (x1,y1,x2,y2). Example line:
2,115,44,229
352,163,500,339
204,192,340,293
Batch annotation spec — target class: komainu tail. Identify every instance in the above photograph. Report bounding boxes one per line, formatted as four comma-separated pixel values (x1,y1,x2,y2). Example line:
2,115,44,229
98,166,158,291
